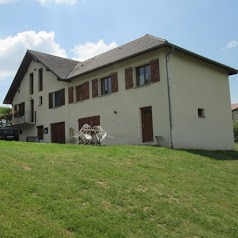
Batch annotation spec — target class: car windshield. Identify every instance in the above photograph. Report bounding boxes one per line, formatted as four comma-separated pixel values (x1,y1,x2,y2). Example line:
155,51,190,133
0,129,18,135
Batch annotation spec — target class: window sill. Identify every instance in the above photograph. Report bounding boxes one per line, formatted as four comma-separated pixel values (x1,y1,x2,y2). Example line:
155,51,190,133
99,93,111,98
134,82,151,89
50,105,65,109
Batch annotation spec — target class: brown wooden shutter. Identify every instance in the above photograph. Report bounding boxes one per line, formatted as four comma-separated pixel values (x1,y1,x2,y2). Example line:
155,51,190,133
111,72,118,93
84,81,89,100
61,89,65,106
150,59,160,82
92,79,98,98
49,92,53,109
68,86,74,104
14,105,17,118
125,67,133,89
76,85,81,101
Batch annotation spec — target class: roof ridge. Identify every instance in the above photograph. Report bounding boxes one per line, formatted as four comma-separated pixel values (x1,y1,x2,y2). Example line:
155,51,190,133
78,34,166,64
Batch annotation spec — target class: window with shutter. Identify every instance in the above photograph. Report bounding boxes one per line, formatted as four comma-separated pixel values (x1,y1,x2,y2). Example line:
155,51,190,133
92,79,98,98
101,76,112,95
111,72,118,93
125,67,133,89
150,59,160,82
136,64,150,86
68,87,74,104
49,89,65,108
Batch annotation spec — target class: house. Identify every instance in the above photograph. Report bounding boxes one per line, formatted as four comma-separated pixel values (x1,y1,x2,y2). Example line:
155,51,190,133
3,34,238,150
231,103,238,124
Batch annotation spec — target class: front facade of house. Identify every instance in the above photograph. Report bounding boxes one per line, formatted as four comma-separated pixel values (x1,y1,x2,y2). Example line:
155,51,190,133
4,35,237,150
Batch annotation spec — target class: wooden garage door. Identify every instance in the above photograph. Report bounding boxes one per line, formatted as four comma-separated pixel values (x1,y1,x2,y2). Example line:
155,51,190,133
78,116,100,130
51,122,65,144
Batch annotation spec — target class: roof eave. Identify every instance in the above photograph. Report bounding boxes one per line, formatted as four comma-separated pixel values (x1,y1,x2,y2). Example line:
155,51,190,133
67,42,237,81
3,51,66,104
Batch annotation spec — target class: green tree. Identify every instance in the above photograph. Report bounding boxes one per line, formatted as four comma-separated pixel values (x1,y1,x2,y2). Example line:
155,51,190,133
0,107,12,124
234,122,238,142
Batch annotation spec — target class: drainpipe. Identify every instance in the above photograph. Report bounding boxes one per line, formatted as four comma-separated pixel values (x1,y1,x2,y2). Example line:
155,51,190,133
165,46,174,149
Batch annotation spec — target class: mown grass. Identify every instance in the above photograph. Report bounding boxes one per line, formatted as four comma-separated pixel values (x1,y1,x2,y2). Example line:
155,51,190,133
0,142,237,238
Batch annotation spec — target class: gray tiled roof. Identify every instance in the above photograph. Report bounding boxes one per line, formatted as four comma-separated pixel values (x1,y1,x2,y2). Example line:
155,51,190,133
3,34,237,104
67,34,167,79
28,50,79,79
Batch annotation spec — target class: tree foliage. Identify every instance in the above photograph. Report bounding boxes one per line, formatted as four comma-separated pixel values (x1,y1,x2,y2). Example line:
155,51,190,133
234,122,238,142
0,107,12,121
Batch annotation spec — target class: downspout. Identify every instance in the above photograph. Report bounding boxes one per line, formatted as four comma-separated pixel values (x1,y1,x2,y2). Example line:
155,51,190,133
165,46,174,148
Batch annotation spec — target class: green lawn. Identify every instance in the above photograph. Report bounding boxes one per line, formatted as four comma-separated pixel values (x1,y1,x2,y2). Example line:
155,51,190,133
0,142,237,238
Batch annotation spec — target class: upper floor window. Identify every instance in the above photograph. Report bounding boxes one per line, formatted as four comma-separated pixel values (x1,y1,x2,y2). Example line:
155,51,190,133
136,64,150,86
18,102,25,117
101,72,118,96
14,102,25,117
38,68,43,91
29,73,34,95
101,76,111,95
135,59,160,87
49,89,65,109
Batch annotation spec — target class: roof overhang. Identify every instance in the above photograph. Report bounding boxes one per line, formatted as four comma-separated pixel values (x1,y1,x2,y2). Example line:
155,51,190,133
3,51,63,104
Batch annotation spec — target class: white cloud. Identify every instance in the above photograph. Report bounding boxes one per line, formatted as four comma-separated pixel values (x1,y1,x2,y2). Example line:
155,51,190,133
71,40,118,61
226,40,238,49
0,0,16,4
36,0,77,5
0,31,67,80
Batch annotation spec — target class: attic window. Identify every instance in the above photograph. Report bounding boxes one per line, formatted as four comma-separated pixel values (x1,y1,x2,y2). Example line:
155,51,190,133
38,68,43,91
29,73,34,95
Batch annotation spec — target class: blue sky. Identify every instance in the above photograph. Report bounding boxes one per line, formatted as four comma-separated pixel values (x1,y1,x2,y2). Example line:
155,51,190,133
0,0,237,106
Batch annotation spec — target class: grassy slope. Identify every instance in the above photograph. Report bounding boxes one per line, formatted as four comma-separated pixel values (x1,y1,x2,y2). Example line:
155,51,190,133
0,142,237,238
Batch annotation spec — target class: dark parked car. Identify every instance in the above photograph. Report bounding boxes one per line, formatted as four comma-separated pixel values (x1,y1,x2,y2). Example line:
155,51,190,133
0,127,19,141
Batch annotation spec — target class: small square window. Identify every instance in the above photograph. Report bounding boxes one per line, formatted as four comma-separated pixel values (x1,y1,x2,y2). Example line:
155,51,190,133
198,108,205,118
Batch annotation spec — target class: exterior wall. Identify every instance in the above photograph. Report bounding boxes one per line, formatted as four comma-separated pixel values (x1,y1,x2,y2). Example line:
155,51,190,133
12,50,172,146
68,49,170,146
168,51,234,150
11,49,235,150
232,109,238,124
12,60,69,142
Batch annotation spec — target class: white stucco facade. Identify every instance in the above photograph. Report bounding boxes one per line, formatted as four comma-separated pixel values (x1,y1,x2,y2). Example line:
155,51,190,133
7,40,236,150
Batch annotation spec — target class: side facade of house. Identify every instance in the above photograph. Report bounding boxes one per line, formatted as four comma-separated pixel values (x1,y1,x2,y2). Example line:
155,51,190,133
4,35,237,150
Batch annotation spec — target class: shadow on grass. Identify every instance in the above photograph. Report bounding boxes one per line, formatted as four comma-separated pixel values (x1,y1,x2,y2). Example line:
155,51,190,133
182,149,238,161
